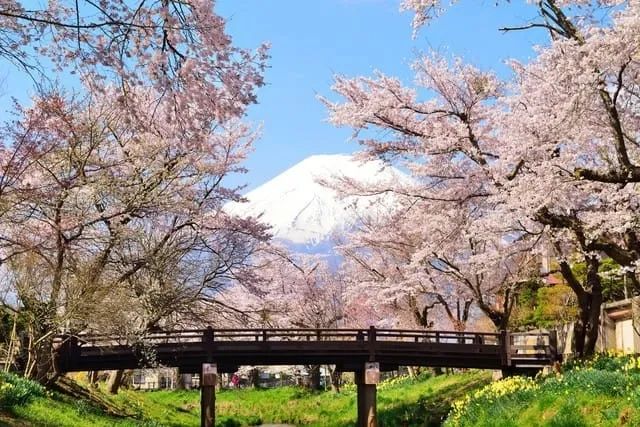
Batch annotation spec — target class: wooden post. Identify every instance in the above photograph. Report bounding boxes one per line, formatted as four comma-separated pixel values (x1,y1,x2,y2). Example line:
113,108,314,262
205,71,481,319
505,330,512,367
500,330,511,367
201,328,216,427
203,327,214,360
367,326,376,362
356,372,367,426
549,330,559,362
355,364,378,427
200,363,217,427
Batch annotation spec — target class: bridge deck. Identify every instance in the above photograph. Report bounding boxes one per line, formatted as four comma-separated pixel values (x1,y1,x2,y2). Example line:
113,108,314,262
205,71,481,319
54,327,558,374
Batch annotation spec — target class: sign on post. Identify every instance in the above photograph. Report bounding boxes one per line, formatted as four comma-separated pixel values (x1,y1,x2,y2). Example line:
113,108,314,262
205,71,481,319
364,362,380,385
202,363,217,387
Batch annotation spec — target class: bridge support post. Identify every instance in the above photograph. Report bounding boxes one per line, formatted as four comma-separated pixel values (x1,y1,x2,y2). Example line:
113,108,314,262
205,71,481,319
201,363,217,427
355,363,379,427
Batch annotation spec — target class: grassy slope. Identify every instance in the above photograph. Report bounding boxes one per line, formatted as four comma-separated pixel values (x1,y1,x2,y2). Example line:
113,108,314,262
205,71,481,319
448,355,640,427
0,371,490,427
9,355,639,427
457,387,640,427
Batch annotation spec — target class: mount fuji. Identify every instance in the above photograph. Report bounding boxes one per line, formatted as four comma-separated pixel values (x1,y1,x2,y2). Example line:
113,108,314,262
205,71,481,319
227,154,409,250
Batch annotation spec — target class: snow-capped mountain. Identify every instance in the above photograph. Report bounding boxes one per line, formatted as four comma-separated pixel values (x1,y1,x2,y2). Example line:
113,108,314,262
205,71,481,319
227,154,409,246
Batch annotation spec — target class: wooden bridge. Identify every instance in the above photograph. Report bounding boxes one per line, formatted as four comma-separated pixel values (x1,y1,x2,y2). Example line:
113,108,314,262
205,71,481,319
53,327,559,427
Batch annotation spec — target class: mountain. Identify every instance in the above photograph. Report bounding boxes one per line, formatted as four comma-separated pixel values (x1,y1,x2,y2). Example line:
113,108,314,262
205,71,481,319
227,154,409,247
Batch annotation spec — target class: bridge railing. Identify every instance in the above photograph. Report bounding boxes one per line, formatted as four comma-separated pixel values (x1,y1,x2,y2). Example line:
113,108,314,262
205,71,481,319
52,327,558,373
56,327,504,348
509,331,558,361
375,329,500,345
55,329,370,348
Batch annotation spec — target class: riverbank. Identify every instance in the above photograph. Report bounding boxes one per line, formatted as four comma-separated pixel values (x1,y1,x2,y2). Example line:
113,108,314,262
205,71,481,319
0,370,490,426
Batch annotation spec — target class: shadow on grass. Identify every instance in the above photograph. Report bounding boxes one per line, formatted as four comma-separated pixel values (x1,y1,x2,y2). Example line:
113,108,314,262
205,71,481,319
50,376,134,418
335,377,490,427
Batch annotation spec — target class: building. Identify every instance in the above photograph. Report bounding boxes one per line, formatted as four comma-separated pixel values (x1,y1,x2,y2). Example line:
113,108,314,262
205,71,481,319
131,368,190,390
599,297,640,354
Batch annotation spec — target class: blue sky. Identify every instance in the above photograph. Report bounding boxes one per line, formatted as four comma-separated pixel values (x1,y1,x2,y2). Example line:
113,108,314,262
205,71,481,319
0,0,548,192
217,0,547,191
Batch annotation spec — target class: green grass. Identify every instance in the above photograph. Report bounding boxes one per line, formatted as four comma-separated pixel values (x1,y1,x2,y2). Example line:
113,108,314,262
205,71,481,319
447,354,640,427
10,355,640,427
8,355,640,427
0,371,490,427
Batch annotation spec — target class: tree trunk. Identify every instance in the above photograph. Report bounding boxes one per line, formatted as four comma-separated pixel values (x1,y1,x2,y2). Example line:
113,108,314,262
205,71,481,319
328,366,341,392
248,368,260,388
88,371,99,388
34,335,57,383
574,301,601,358
216,372,223,391
21,319,58,384
175,372,185,390
573,323,585,356
304,365,321,390
175,368,190,390
571,256,603,358
583,259,603,356
407,366,418,378
107,370,125,394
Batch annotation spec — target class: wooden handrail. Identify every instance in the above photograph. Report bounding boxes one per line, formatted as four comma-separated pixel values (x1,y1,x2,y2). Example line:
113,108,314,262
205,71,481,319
54,327,536,354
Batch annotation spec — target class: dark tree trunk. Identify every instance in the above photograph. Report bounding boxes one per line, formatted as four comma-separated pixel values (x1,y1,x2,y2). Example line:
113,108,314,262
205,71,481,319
34,335,57,384
107,370,125,394
583,257,603,356
560,255,602,358
328,366,341,392
480,306,509,332
20,312,58,385
574,295,601,357
431,367,443,376
175,369,186,390
304,365,321,390
573,312,587,357
248,368,260,388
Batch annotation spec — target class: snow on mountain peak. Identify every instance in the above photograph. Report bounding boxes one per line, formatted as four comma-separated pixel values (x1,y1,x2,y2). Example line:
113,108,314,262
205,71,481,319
227,154,409,245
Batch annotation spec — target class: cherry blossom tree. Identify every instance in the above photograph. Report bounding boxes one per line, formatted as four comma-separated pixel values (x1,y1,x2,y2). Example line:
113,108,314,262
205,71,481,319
220,246,347,390
0,88,268,381
324,0,640,356
0,0,268,125
222,246,345,330
493,1,640,355
334,182,539,333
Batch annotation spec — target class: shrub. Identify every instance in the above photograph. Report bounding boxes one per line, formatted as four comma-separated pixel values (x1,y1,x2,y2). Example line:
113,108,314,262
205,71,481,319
542,369,630,397
0,372,45,408
445,376,538,427
216,419,242,427
564,351,638,373
378,372,431,390
445,353,640,426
